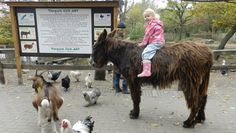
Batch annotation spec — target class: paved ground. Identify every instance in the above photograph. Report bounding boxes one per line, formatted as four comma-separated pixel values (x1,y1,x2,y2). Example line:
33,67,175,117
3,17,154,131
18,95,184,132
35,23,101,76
0,69,236,133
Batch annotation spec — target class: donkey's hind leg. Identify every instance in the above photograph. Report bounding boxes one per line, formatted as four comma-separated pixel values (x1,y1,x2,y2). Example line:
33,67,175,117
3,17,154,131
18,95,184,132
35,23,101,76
196,72,210,123
182,83,200,128
195,95,207,123
183,106,199,128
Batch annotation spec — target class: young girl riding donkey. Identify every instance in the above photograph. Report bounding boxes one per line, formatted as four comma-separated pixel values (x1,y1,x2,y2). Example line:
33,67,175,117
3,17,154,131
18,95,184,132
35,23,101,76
138,8,165,77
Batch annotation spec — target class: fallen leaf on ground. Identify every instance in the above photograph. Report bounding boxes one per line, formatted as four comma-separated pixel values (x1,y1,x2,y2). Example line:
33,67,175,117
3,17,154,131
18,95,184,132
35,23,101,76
150,123,159,128
66,104,72,107
174,122,180,126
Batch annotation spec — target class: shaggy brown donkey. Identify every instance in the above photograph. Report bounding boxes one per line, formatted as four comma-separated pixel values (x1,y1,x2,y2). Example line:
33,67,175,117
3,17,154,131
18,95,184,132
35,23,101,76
91,29,213,128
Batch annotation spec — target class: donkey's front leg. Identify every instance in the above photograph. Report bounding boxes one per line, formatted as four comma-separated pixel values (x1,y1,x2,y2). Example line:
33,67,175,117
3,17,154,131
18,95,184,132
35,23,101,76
129,81,141,119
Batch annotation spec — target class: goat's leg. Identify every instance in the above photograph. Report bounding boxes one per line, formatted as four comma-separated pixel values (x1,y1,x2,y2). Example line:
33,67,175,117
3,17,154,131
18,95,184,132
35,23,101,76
57,97,64,109
52,103,59,121
129,80,141,119
41,126,46,133
51,119,58,133
53,111,59,121
32,99,38,111
38,106,42,126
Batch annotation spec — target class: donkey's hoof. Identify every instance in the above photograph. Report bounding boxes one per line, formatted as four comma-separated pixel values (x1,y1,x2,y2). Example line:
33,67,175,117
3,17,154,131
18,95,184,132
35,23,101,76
129,110,139,119
196,113,205,123
48,118,51,122
195,117,205,123
183,120,195,128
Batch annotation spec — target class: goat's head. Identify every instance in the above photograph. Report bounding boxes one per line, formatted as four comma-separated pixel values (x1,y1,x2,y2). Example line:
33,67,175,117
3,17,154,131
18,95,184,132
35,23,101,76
28,70,46,93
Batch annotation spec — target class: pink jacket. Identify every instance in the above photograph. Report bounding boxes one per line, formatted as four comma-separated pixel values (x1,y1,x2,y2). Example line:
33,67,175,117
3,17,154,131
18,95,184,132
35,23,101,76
141,19,165,46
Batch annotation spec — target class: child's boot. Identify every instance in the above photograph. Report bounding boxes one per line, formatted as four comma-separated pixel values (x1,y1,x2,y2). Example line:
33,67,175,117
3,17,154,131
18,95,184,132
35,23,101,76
137,60,151,77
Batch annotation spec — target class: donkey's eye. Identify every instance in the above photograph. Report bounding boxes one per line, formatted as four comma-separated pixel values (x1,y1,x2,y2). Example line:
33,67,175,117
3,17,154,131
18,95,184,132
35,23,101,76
93,44,97,48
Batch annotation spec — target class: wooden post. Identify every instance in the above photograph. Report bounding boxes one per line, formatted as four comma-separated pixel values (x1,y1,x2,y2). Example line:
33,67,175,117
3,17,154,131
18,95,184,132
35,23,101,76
0,62,5,85
10,6,23,85
94,70,106,80
113,6,119,30
94,5,119,81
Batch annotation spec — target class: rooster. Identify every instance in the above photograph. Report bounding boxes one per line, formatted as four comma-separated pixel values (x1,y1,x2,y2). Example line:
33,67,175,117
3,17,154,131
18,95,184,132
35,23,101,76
60,116,94,133
70,70,82,82
48,71,61,82
85,72,93,88
61,75,70,92
82,88,101,106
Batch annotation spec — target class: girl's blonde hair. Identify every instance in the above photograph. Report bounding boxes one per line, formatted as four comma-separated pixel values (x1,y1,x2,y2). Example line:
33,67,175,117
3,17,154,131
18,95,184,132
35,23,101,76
143,8,160,19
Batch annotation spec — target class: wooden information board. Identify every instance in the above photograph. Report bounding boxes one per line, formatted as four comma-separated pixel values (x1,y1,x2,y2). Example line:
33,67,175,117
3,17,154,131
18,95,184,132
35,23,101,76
5,1,119,85
6,1,119,57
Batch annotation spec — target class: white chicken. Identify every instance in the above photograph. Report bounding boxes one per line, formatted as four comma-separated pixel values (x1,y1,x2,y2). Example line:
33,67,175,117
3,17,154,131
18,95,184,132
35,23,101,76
60,116,94,133
70,70,82,82
85,72,93,88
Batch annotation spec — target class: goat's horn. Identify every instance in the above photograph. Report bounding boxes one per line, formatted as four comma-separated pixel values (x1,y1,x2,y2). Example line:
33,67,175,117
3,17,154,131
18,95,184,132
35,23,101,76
35,70,38,76
39,70,48,76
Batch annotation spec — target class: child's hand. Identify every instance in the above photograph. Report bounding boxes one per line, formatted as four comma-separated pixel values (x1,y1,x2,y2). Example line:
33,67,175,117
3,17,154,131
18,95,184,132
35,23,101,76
138,43,145,47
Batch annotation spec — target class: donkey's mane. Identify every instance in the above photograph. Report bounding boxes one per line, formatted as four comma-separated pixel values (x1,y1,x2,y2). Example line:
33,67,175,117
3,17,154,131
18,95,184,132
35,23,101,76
105,37,138,53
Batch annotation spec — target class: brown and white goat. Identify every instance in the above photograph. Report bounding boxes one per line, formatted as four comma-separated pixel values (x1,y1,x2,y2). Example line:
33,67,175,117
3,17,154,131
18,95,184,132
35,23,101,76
30,72,64,133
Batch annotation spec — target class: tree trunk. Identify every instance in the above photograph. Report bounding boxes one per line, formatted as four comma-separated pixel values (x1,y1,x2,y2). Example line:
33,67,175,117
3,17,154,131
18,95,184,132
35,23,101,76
215,25,236,60
0,62,5,85
179,24,183,40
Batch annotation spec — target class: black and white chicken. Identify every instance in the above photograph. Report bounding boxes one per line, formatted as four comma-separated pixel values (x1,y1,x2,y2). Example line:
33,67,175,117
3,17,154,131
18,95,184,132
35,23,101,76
48,71,61,82
60,116,94,133
220,60,229,76
61,75,71,92
82,88,101,106
85,72,93,88
107,62,114,74
70,70,82,82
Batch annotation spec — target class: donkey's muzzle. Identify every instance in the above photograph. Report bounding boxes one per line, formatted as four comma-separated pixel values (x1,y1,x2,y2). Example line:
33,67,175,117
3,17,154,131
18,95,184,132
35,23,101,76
91,61,96,67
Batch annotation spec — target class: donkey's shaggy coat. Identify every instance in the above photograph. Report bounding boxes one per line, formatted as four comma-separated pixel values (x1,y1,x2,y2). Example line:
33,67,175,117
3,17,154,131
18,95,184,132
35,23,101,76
92,30,213,128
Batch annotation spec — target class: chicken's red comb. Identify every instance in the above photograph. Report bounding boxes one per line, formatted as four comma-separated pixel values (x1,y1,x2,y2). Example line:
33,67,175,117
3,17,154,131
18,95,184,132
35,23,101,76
62,120,68,128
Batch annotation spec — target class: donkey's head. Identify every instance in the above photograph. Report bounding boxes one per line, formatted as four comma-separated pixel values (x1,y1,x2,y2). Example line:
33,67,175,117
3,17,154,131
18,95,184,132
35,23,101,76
91,29,116,68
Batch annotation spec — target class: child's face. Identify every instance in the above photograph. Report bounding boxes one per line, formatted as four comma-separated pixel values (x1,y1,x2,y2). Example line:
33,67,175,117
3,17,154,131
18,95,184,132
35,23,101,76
144,14,154,22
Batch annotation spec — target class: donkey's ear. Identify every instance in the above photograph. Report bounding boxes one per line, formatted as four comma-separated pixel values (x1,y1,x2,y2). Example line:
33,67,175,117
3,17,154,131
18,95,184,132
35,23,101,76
97,29,107,42
107,29,117,38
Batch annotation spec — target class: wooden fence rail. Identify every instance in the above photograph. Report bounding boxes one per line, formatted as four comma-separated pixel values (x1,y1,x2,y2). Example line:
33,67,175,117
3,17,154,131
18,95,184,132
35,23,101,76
1,48,236,85
1,48,236,69
1,63,113,71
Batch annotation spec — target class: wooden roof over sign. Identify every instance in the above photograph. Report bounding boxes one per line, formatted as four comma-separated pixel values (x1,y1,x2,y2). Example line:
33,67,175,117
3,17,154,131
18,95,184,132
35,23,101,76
5,1,119,7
